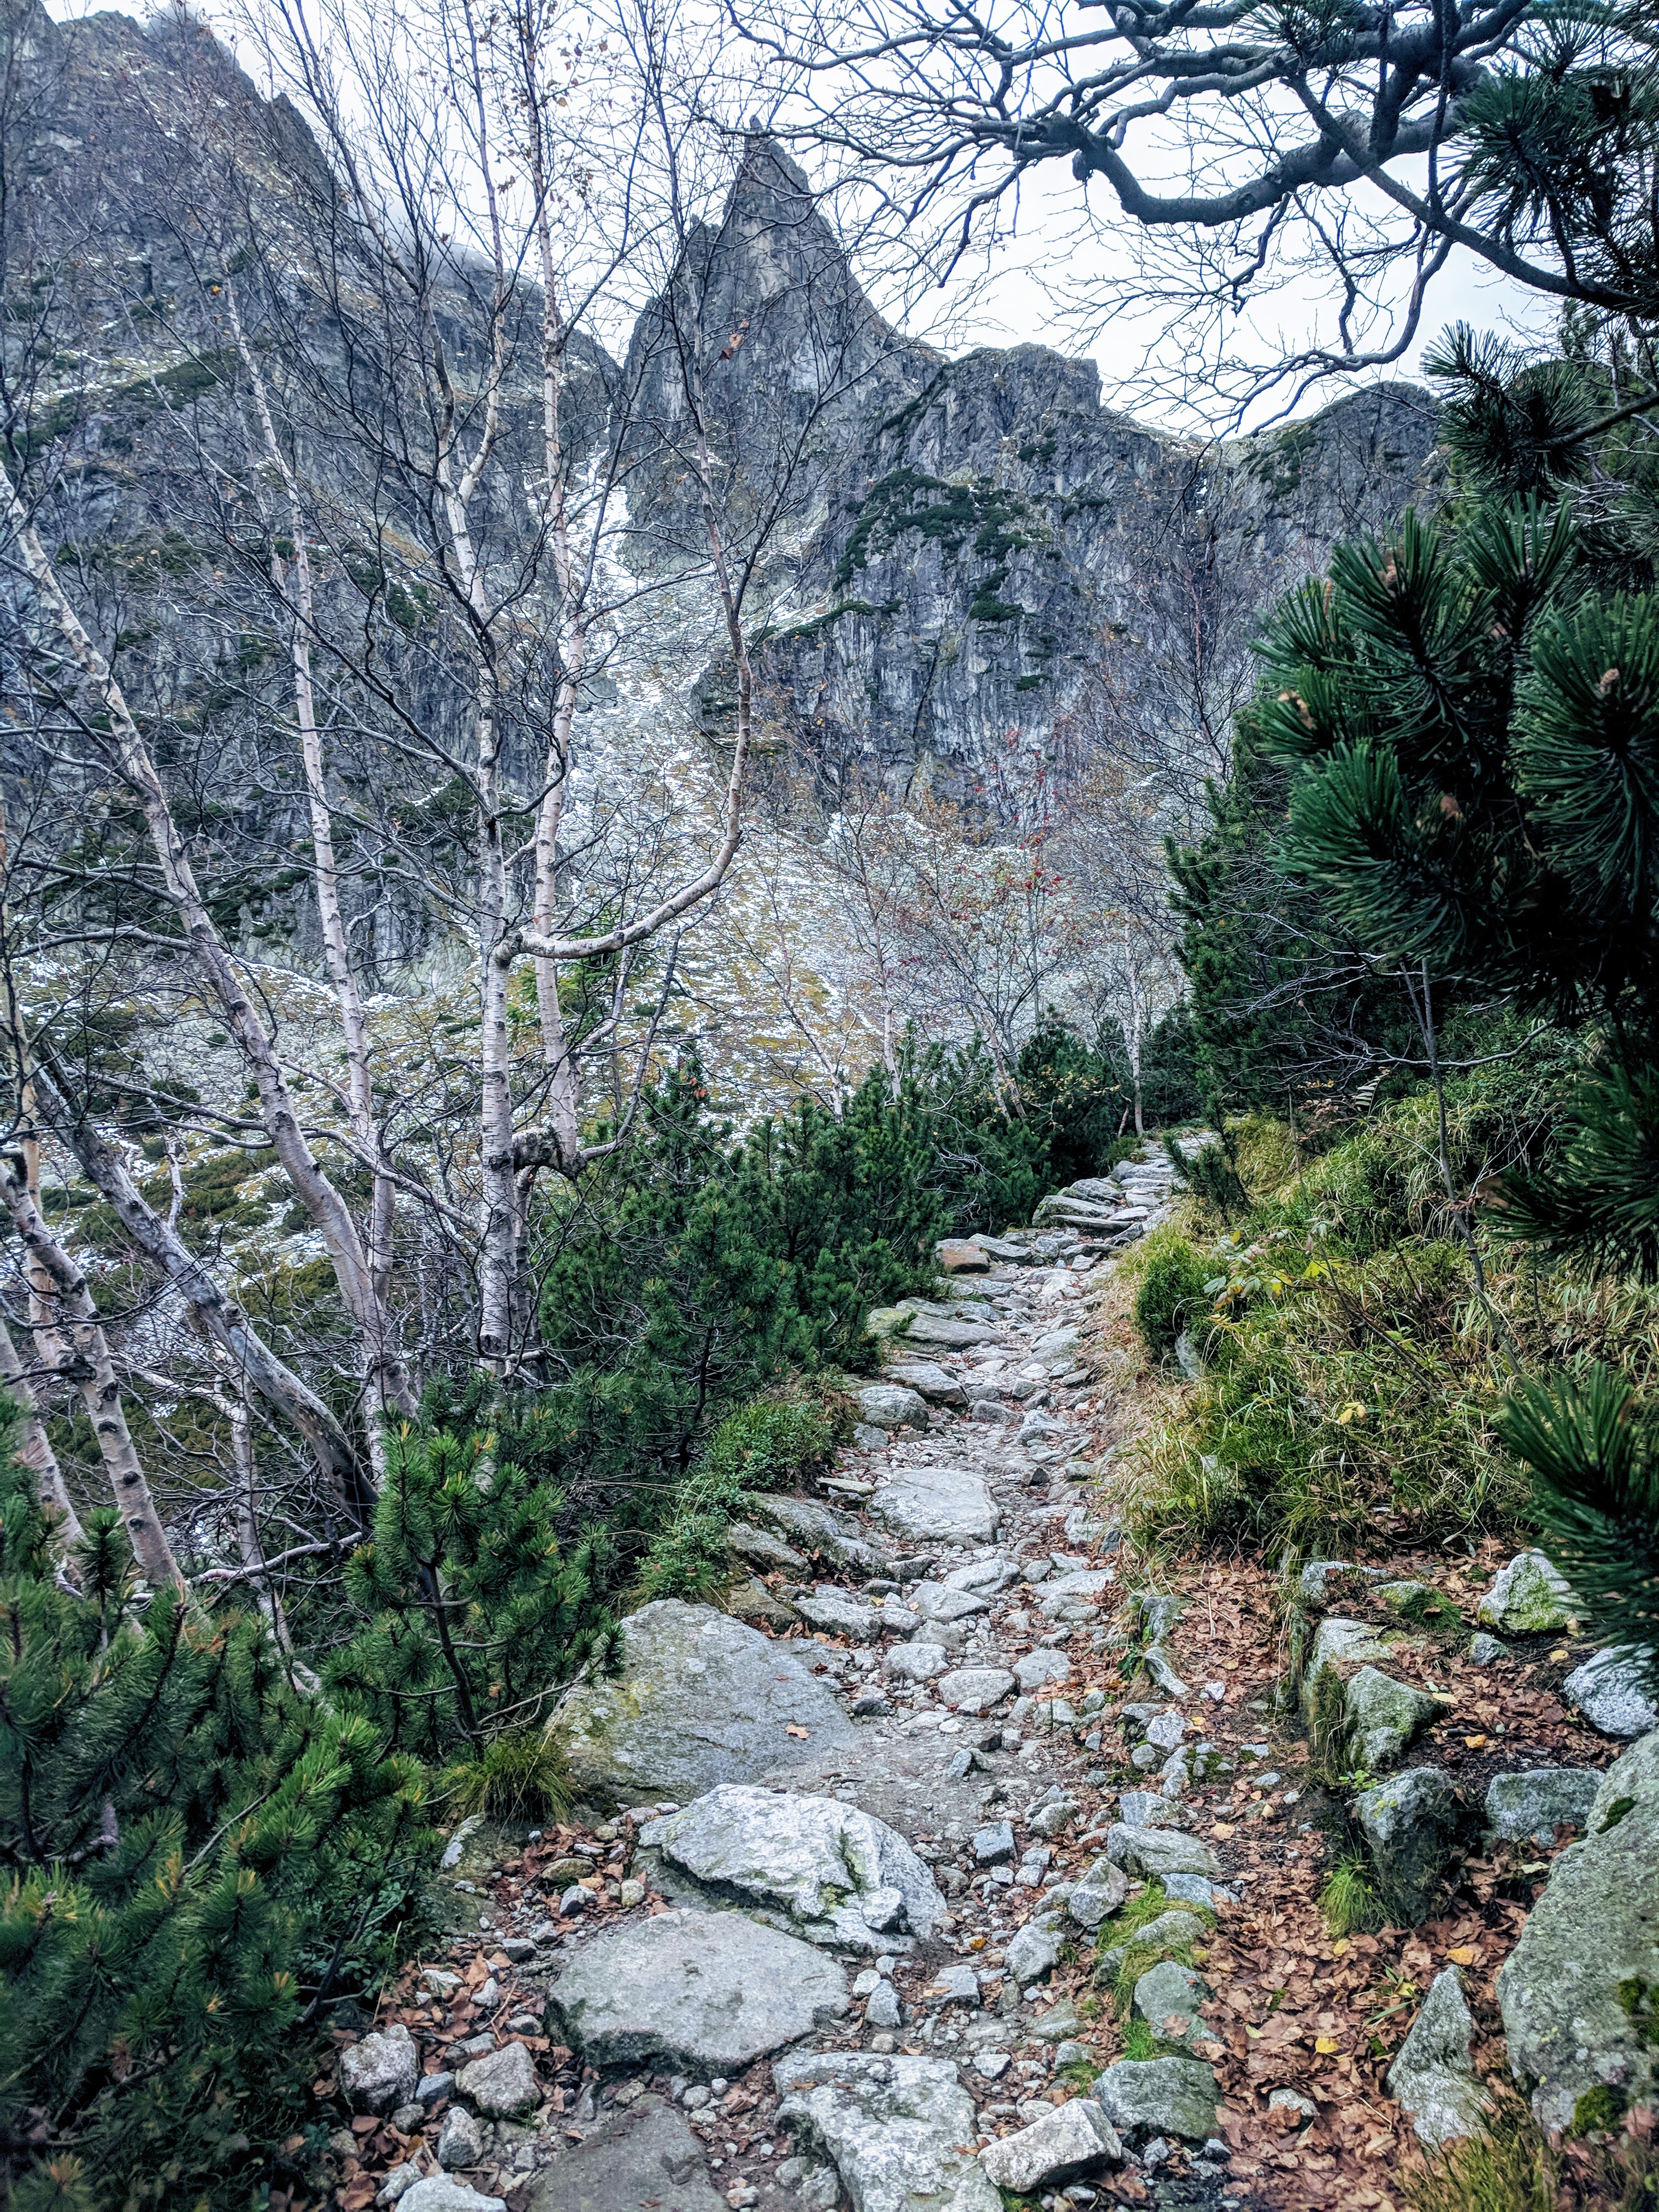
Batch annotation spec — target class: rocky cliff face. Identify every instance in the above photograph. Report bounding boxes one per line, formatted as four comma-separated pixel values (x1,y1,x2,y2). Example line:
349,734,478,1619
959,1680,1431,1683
8,7,1440,827
632,146,1443,805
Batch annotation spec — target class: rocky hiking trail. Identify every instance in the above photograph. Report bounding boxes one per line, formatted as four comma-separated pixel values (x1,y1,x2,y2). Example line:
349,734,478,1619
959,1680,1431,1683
316,1147,1659,2212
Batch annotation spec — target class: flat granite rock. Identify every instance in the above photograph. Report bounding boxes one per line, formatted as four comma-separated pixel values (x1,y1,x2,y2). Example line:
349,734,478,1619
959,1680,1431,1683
527,2093,723,2212
1484,1768,1601,1844
902,1310,1001,1350
884,1360,969,1407
1012,1648,1073,1691
1091,2057,1219,2143
552,1601,854,1804
773,2049,1001,2212
639,1784,945,1937
936,1666,1016,1711
549,1907,849,2072
1387,1967,1489,2149
1104,1824,1220,1879
399,2184,506,2212
872,1465,998,1545
1035,1569,1113,1613
759,1729,1026,1844
1564,1650,1659,1739
796,1590,888,1642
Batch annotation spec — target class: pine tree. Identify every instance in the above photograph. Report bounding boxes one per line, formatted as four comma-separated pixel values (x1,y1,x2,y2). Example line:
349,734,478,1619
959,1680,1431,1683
1246,436,1659,1678
0,1400,427,2211
326,1419,617,1768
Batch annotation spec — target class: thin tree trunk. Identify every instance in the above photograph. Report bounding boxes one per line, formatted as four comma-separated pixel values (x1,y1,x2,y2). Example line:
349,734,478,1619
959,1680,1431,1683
0,1160,182,1591
224,279,398,1334
27,1052,370,1516
0,1310,84,1543
1,474,416,1430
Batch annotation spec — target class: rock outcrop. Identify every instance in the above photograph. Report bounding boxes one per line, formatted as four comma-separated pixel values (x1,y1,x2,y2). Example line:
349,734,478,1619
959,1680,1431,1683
549,1908,850,2072
638,1783,945,1944
1387,1968,1489,2148
1498,1728,1659,2131
552,1601,854,1805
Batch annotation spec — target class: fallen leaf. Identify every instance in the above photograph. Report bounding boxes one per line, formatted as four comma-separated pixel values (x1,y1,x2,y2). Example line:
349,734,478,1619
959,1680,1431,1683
1445,1946,1478,1965
786,1725,809,1739
1212,1823,1236,1840
1463,1735,1487,1750
1314,2037,1341,2055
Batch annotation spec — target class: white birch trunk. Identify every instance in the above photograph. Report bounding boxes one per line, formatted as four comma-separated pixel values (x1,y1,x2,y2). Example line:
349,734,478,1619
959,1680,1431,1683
0,1160,182,1591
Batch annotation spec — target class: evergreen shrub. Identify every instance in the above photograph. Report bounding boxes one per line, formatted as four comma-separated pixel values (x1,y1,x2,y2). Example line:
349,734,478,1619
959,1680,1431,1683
0,1405,427,2212
1133,1229,1213,1365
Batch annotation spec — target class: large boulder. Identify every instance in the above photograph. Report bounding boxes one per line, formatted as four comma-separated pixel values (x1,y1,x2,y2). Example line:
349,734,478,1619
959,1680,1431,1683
527,2093,723,2212
1354,1768,1463,1922
871,1465,998,1545
549,1908,849,2073
1387,1967,1489,2148
773,2049,1001,2212
1498,1729,1659,2131
552,1601,854,1807
1091,2057,1218,2143
638,1784,945,1939
1477,1550,1575,1633
1564,1650,1659,1739
901,1309,1000,1350
883,1359,969,1408
1484,1768,1601,1845
1344,1667,1444,1772
858,1383,929,1432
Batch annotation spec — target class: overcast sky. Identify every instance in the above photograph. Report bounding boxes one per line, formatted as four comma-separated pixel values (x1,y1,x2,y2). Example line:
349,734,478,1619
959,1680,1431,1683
45,0,1556,435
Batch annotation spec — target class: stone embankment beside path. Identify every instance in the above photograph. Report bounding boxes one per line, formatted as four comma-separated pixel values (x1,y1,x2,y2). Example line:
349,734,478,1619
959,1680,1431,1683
316,1144,1659,2212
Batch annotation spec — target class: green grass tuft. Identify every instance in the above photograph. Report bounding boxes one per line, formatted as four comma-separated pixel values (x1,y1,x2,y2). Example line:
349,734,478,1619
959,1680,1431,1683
1319,1852,1384,1937
1402,2089,1659,2211
440,1729,570,1825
